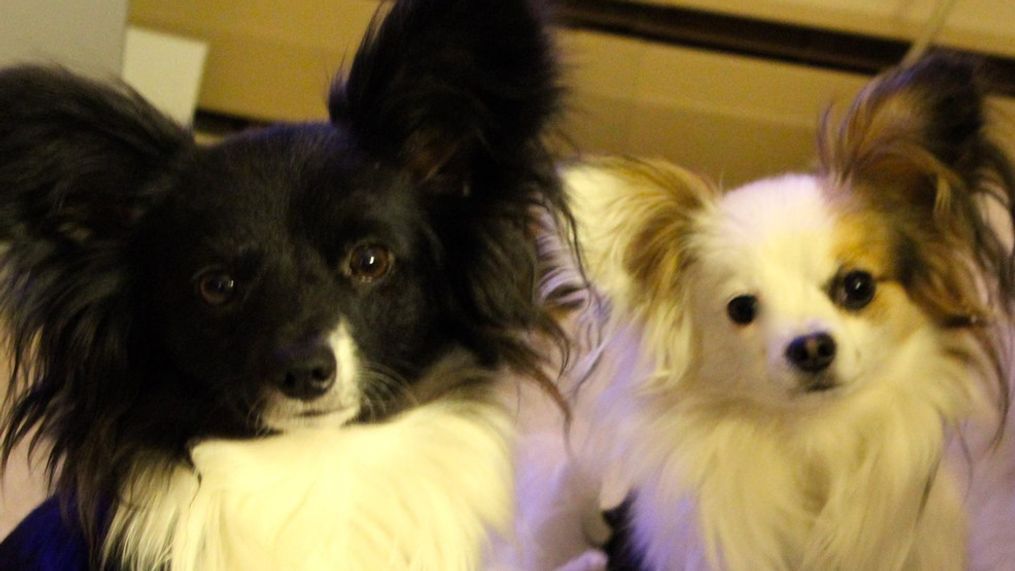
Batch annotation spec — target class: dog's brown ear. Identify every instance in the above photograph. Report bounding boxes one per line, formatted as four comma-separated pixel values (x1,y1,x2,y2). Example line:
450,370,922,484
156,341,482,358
820,54,1015,309
573,158,716,312
818,54,999,214
570,158,715,391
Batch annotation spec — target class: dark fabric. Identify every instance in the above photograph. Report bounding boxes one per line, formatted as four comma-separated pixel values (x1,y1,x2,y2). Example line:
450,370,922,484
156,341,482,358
603,495,648,571
0,497,89,571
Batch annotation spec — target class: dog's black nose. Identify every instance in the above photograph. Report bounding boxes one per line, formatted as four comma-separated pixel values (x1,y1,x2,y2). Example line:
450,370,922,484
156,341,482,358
279,346,337,401
785,332,836,373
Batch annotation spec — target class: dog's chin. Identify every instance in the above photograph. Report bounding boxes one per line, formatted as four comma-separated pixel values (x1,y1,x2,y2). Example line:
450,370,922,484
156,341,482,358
260,396,361,432
723,372,849,411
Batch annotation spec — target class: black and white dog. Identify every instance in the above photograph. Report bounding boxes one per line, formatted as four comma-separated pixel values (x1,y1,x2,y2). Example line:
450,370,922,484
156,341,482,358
0,0,569,568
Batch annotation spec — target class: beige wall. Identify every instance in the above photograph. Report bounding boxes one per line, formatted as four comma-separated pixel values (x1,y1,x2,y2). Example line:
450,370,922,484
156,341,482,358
558,30,874,186
129,0,380,122
0,0,128,77
0,351,49,539
560,28,1015,186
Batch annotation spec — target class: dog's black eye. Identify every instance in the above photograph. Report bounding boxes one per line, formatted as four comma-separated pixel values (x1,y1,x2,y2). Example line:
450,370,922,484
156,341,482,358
837,270,876,310
197,271,237,306
346,244,393,283
727,295,758,325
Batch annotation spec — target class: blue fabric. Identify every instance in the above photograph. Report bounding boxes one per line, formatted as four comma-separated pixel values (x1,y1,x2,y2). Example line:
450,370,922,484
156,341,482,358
0,497,89,570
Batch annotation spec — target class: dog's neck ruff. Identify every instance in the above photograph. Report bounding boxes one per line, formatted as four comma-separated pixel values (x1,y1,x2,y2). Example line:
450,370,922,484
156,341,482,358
105,398,514,571
623,325,985,571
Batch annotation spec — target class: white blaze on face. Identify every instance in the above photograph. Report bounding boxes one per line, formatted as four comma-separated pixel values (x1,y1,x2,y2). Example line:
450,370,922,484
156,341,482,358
687,176,848,404
261,323,362,431
684,174,931,408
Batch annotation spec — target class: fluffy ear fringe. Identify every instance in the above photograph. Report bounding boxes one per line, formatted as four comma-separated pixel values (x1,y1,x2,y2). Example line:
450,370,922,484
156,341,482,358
818,54,1015,320
0,65,190,551
568,158,717,391
0,66,190,242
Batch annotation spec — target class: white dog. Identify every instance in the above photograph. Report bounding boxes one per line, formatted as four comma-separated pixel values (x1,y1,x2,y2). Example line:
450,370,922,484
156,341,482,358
560,54,1015,570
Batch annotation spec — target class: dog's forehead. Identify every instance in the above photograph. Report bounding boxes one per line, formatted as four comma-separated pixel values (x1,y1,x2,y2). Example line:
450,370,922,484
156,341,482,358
700,174,840,286
173,127,412,226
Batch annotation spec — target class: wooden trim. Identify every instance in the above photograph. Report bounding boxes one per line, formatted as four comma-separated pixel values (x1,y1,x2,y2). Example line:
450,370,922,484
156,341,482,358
554,0,1015,96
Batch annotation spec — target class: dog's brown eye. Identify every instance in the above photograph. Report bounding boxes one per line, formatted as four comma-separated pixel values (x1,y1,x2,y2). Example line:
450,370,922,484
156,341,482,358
197,272,237,305
837,270,876,310
346,244,393,283
727,295,758,325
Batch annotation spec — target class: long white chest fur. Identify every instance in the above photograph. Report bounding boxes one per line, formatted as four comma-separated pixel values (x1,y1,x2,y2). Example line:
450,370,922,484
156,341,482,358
106,399,514,571
626,356,973,571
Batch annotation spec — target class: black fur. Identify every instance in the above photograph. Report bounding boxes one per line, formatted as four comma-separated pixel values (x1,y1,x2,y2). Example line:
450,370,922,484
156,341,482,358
0,0,565,565
603,496,648,571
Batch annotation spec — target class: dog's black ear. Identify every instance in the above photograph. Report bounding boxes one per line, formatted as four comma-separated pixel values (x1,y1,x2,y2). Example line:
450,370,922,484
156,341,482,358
0,66,191,243
0,67,192,537
329,0,560,193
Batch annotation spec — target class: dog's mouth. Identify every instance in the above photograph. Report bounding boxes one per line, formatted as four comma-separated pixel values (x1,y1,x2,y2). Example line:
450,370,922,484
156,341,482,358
795,373,840,395
261,397,360,431
298,409,335,417
803,378,838,393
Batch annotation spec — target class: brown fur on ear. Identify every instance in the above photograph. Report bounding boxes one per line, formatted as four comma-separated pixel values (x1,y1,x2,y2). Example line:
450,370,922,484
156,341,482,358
819,53,1015,427
569,157,716,392
819,55,1015,319
621,161,717,309
587,157,717,309
819,54,986,192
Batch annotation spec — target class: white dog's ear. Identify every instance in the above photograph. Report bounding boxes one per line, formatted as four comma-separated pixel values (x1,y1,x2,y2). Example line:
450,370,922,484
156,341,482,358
819,54,1015,325
571,158,715,309
567,158,715,389
818,54,990,199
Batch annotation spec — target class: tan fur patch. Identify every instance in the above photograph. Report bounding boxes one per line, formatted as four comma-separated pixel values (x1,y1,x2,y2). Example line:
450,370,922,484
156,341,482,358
831,201,927,340
599,158,717,306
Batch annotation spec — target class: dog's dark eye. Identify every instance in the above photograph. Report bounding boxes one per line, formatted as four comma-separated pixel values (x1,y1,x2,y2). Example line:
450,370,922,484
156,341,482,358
346,244,393,283
727,295,759,325
837,270,876,310
197,271,237,306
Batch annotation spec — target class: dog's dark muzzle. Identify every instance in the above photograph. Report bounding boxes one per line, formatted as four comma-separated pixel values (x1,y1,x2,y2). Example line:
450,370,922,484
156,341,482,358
275,343,337,401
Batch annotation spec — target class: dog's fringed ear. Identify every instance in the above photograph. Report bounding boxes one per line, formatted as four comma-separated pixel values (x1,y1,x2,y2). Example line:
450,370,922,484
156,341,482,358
818,54,990,193
328,0,560,194
816,53,1015,241
572,158,716,388
595,160,715,311
0,66,191,244
0,66,191,535
819,54,1015,318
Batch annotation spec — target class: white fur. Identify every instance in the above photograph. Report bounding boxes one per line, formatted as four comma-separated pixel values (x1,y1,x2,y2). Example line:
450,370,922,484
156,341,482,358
562,162,1015,570
106,368,516,570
